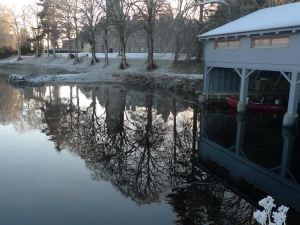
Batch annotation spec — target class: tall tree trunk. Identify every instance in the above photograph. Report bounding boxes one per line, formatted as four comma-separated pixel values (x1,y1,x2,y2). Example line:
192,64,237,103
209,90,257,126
47,34,50,57
200,4,204,23
147,25,155,71
74,19,79,63
52,40,56,58
91,39,97,65
68,34,72,60
35,40,39,57
90,30,98,65
119,28,128,69
196,5,204,62
104,28,109,67
174,33,180,64
91,43,96,65
173,21,182,64
146,33,150,62
173,14,182,64
17,42,22,61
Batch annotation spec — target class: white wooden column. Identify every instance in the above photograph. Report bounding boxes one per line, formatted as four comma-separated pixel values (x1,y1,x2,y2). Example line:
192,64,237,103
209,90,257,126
235,68,255,113
204,66,214,94
238,69,249,113
283,71,300,128
203,66,209,94
200,66,213,103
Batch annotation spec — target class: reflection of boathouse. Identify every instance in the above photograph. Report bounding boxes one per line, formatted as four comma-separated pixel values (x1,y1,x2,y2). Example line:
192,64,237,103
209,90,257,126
198,3,300,127
198,110,300,220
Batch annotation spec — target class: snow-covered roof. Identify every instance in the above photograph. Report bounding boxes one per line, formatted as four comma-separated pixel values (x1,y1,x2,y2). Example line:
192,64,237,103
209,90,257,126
198,2,300,39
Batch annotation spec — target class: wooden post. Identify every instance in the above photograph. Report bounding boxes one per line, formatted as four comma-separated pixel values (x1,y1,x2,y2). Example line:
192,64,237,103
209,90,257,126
238,68,249,113
283,71,300,127
203,66,209,94
199,66,211,103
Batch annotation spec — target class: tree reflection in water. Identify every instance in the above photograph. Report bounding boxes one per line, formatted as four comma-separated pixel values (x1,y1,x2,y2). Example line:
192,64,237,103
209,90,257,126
0,82,256,224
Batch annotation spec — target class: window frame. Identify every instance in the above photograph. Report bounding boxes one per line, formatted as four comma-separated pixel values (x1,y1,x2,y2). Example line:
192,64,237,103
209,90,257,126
215,39,241,49
251,36,290,49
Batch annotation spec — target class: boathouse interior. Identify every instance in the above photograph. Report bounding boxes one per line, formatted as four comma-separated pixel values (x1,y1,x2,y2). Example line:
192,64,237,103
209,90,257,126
206,68,290,104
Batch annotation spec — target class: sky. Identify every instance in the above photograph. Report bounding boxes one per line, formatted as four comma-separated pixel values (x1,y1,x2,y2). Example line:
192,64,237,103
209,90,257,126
0,0,177,10
0,0,178,13
0,0,33,8
0,0,176,8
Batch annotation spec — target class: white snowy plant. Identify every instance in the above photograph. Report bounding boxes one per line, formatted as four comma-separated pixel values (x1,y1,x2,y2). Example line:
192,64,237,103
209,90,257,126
253,196,289,225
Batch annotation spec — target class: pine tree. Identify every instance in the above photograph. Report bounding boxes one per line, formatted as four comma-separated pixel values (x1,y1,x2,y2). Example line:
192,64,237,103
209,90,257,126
38,0,61,57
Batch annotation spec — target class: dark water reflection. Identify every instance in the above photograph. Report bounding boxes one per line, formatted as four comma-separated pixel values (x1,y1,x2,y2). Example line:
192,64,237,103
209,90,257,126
0,76,299,225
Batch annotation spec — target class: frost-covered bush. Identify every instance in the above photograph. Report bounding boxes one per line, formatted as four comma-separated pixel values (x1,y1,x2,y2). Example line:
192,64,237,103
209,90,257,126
253,196,289,225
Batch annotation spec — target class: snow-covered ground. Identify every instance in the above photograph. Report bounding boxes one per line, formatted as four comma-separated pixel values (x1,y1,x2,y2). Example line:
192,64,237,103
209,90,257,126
0,54,202,93
0,53,188,63
62,52,178,60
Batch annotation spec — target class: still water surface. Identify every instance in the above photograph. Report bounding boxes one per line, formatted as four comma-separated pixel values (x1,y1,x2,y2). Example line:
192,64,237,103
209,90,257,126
0,76,299,225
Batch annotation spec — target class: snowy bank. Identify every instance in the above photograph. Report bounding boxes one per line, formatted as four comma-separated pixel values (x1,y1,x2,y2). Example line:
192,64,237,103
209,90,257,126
0,54,203,94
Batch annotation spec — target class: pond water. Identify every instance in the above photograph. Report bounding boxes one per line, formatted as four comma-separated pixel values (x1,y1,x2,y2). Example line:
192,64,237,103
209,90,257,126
0,76,300,225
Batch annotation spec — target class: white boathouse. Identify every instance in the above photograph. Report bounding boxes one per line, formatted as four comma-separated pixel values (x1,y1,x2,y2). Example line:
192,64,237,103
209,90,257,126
198,3,300,127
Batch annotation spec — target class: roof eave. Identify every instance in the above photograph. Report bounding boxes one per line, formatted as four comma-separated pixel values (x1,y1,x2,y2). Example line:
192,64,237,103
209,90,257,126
197,26,300,41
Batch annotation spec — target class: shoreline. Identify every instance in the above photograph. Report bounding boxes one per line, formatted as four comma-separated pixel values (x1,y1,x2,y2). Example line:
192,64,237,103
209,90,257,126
0,55,203,95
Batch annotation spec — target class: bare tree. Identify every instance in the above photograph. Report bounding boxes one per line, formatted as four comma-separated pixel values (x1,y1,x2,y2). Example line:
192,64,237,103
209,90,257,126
27,4,44,57
73,0,81,63
172,0,197,63
103,27,109,67
81,0,104,65
0,5,14,49
58,0,75,60
11,7,27,60
134,0,167,70
38,0,61,58
107,0,137,69
57,0,82,62
98,0,111,67
50,2,60,58
102,1,113,68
